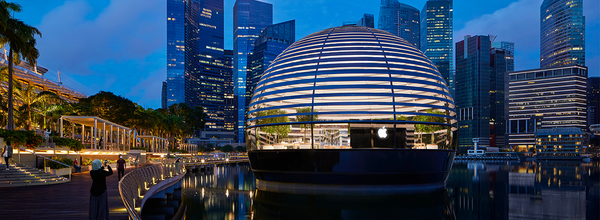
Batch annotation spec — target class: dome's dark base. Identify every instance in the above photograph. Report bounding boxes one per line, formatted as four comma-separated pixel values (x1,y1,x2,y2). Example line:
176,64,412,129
248,149,455,195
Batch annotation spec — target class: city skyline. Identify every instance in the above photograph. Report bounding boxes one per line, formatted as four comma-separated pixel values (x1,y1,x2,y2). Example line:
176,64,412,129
14,0,600,108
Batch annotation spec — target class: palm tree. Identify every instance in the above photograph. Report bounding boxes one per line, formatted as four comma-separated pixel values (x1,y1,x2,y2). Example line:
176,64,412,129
14,84,61,130
0,1,42,130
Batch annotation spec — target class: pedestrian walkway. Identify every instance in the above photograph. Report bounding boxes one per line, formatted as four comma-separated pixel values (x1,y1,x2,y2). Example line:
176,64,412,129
0,163,151,220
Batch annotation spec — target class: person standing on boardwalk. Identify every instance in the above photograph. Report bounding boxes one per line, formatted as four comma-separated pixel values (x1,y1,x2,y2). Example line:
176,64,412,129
2,140,13,170
117,155,126,180
89,159,113,220
44,129,51,147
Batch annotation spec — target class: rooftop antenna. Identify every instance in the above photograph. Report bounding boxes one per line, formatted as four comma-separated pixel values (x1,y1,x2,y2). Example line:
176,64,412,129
57,69,62,84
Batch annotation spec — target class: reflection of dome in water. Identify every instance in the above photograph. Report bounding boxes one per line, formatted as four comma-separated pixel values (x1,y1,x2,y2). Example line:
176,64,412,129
245,25,457,194
253,190,454,219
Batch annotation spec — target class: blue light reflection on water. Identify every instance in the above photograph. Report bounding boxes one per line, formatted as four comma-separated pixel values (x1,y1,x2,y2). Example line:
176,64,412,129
179,161,600,220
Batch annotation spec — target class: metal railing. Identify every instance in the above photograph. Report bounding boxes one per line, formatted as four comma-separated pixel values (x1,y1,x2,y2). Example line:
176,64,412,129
118,163,186,220
19,148,73,181
162,154,249,164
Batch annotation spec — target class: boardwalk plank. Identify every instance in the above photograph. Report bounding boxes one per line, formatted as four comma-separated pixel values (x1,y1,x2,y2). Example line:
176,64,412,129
0,164,151,220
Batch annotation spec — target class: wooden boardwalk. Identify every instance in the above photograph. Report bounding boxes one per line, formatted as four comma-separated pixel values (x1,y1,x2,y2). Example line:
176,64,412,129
0,164,151,220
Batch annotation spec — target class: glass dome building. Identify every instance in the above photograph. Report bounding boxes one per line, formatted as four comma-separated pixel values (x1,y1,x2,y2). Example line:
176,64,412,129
246,25,457,194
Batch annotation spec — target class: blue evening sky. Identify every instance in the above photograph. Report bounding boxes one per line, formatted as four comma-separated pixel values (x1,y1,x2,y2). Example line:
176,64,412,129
13,0,600,108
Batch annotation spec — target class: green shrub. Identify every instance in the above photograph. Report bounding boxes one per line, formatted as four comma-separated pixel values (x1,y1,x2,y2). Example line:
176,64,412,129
0,129,43,149
83,158,92,166
235,146,246,152
46,156,74,169
169,148,188,153
52,136,85,152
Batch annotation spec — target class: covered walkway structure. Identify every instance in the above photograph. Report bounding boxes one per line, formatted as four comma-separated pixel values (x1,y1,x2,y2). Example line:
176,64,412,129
60,116,132,151
179,143,198,155
138,135,168,154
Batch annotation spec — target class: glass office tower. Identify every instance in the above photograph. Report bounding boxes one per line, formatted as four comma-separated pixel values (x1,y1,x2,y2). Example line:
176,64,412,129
166,0,187,106
161,81,167,109
455,35,491,150
224,50,235,132
421,0,453,94
456,36,512,150
540,0,585,68
247,20,295,108
378,0,420,48
587,77,600,126
357,14,375,28
167,0,227,131
233,0,273,142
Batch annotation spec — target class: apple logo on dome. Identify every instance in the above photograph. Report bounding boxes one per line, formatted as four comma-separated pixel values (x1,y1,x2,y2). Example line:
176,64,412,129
378,126,387,139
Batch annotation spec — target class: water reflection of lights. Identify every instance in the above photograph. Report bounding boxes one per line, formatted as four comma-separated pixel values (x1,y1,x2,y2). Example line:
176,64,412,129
177,164,256,219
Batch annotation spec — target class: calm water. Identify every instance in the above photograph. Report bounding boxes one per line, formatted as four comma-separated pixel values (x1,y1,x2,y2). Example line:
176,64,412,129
180,161,600,220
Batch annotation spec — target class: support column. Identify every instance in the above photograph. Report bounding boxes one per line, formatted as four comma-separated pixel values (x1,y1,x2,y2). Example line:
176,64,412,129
71,124,74,139
82,124,85,148
117,127,120,151
102,122,106,151
94,119,97,150
110,125,114,151
60,117,63,137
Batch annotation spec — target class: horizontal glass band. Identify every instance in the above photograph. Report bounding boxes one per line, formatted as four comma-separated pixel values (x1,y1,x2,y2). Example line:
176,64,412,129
247,119,457,129
249,92,454,109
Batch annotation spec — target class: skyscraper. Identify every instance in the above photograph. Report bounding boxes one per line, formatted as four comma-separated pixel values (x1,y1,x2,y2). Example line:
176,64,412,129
167,0,227,132
247,20,295,108
233,0,273,142
455,35,511,150
492,41,514,72
224,50,235,132
357,14,374,28
161,81,167,109
588,77,600,126
166,0,187,107
456,35,491,150
378,0,420,47
421,0,453,94
506,65,588,150
540,0,585,68
490,42,514,147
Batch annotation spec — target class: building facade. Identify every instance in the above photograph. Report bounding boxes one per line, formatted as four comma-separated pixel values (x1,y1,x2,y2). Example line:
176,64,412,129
420,0,453,94
490,44,513,148
357,13,375,28
506,65,588,151
588,77,600,126
224,49,235,132
233,0,273,142
161,81,167,109
492,41,514,73
535,127,587,156
167,0,227,131
247,20,295,110
378,0,420,48
166,0,187,106
455,35,511,150
455,35,491,150
540,0,585,68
